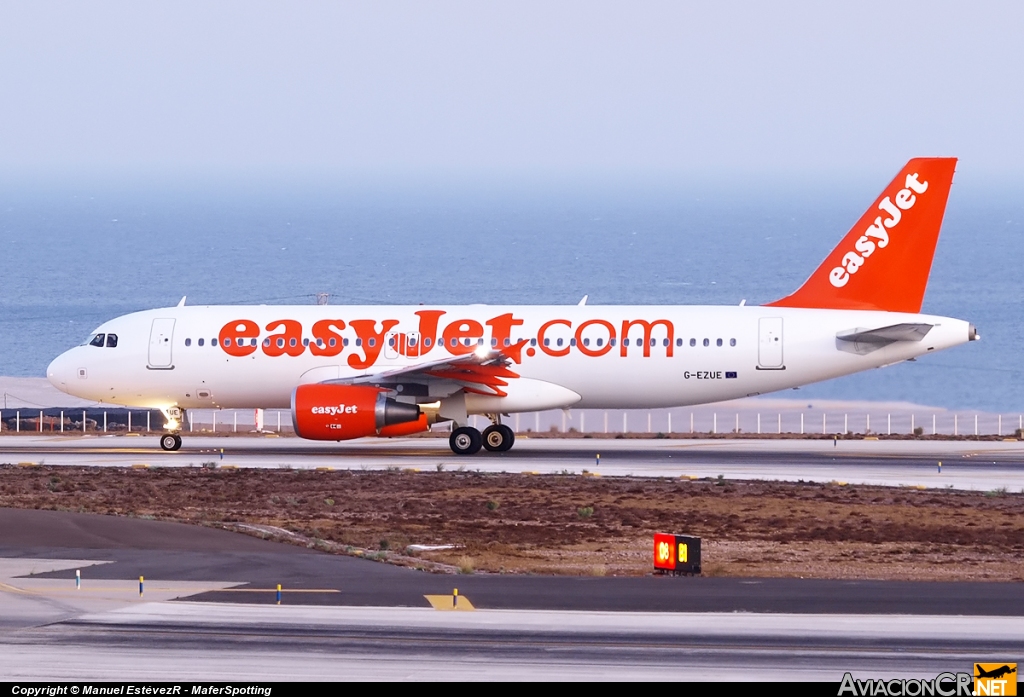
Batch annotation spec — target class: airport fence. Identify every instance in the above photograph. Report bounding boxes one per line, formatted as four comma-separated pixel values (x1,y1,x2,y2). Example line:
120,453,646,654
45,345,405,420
2,407,1024,438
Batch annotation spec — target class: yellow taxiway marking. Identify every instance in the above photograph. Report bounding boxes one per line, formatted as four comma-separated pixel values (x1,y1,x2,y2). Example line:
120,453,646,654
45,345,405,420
424,594,475,611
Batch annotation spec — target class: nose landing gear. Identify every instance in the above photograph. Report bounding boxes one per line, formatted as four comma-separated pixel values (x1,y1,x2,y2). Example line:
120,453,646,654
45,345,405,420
160,433,183,451
159,406,184,452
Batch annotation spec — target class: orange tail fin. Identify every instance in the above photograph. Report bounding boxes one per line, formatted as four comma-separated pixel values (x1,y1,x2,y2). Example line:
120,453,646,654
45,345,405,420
767,158,957,313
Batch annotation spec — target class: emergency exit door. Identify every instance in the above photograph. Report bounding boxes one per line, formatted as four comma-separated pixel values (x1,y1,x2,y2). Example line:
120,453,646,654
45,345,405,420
148,318,176,369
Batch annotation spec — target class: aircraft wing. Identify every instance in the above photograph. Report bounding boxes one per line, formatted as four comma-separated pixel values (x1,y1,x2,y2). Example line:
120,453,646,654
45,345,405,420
323,342,526,398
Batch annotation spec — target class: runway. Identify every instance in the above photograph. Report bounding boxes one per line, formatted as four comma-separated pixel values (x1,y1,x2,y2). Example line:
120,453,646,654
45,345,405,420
3,433,1024,490
2,508,1023,681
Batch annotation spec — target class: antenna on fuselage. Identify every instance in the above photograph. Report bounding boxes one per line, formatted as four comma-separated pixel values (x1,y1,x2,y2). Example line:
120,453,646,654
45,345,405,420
177,296,186,307
315,293,330,306
577,295,588,306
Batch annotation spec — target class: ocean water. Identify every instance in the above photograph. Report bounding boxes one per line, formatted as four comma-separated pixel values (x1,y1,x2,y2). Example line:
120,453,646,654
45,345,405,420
0,174,1020,411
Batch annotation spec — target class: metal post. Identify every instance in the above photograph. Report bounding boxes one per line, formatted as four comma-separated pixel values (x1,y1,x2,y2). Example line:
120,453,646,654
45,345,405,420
83,411,86,433
234,411,238,433
623,413,627,433
189,411,193,432
757,413,760,434
713,413,717,434
822,413,826,435
103,411,107,433
147,411,151,432
0,410,3,432
212,411,216,433
887,413,891,436
911,414,915,434
844,413,848,434
735,413,739,433
16,411,19,432
647,412,651,433
954,414,958,436
128,412,131,433
998,415,1002,436
61,411,64,433
777,413,781,434
580,412,585,433
974,414,978,436
39,410,43,432
535,412,540,432
667,412,672,434
561,411,566,433
866,413,870,435
690,412,694,433
800,413,804,435
277,411,281,432
933,414,936,435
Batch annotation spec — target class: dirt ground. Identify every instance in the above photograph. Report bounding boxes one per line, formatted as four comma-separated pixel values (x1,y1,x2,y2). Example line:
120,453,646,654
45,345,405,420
1,465,1022,581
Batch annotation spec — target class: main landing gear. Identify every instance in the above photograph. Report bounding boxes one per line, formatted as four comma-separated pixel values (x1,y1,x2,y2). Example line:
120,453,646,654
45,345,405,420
160,433,183,451
448,422,515,455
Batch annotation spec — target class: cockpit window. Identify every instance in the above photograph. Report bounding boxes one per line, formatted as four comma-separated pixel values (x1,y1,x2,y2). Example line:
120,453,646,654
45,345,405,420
89,334,105,347
105,334,118,348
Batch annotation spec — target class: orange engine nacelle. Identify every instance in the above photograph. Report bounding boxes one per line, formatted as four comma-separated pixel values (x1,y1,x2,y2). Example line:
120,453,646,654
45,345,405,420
291,384,426,440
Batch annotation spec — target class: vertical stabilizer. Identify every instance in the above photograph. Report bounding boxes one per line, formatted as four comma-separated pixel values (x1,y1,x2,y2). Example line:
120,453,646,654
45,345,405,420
768,158,957,313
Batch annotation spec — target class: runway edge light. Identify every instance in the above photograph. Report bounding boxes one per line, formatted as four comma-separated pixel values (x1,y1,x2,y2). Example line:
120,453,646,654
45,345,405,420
653,533,702,576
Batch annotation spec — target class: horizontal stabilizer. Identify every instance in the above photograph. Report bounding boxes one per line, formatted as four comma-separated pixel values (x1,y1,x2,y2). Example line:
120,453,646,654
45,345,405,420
836,323,933,355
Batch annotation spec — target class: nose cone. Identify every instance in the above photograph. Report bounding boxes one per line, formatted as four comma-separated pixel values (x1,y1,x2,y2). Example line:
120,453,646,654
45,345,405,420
47,350,74,393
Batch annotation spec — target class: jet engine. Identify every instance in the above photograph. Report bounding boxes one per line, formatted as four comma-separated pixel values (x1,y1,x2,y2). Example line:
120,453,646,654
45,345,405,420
291,384,425,440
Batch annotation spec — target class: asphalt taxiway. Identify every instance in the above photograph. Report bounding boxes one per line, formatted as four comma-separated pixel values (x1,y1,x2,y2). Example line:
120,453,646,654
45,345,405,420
3,434,1024,490
2,508,1023,680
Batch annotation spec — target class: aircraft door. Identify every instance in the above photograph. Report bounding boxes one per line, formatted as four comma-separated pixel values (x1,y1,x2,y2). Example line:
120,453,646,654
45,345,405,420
757,317,784,369
148,318,176,369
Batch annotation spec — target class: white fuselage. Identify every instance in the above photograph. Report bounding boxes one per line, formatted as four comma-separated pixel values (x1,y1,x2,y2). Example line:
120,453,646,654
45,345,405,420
47,304,973,414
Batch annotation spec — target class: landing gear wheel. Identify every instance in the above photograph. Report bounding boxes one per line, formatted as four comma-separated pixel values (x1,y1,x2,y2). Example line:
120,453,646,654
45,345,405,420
483,424,516,452
160,433,182,452
449,427,482,455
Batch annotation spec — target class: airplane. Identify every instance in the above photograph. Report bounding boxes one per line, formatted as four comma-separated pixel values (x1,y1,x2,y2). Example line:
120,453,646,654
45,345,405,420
46,157,977,455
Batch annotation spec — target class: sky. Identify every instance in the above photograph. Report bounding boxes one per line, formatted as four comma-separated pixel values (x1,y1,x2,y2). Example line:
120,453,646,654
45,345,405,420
1,1,1023,183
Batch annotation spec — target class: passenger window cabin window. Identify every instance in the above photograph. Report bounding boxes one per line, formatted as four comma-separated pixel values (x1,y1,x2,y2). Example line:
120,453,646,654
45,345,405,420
224,338,232,347
328,338,335,347
676,338,683,347
716,338,723,347
318,338,325,347
596,338,603,347
368,338,376,347
198,338,205,347
424,337,432,347
263,338,271,348
730,338,736,347
650,338,656,347
703,338,710,347
557,338,563,347
530,338,537,346
503,338,510,347
610,338,616,346
185,338,192,347
277,338,285,348
662,338,668,347
303,338,309,347
90,334,105,347
290,338,297,347
344,338,350,346
106,334,118,348
570,338,576,346
543,338,550,346
491,338,498,347
583,338,590,347
623,338,630,347
356,339,362,347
